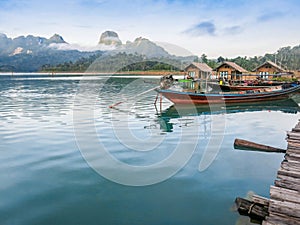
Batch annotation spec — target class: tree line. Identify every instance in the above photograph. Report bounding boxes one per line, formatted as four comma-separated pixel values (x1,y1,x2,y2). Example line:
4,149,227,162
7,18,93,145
40,45,300,73
200,45,300,71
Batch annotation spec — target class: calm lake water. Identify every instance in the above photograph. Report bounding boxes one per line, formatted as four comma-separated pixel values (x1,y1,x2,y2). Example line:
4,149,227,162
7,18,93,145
0,74,299,225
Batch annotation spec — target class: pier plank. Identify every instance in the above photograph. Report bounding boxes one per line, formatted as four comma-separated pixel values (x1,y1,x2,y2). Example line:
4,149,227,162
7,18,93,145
270,186,300,204
268,199,300,219
285,154,300,163
264,213,300,225
281,161,300,173
262,122,300,224
252,195,269,206
275,179,300,192
276,174,300,186
277,168,300,179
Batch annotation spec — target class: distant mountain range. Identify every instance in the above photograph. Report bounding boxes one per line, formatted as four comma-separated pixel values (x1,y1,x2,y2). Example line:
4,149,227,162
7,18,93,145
0,33,67,56
0,31,187,72
0,33,101,72
0,31,299,72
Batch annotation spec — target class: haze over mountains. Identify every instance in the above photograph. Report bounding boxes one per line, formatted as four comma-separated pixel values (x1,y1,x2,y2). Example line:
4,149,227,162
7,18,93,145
0,31,183,72
0,31,299,72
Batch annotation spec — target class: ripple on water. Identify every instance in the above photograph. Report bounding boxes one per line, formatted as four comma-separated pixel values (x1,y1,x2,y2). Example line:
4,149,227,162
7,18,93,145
0,75,300,225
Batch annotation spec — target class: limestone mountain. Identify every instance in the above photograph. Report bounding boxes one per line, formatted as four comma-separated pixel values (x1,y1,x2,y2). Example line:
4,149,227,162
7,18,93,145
0,31,191,72
48,34,67,44
98,31,122,46
98,31,171,57
0,33,67,56
0,33,98,72
121,37,170,58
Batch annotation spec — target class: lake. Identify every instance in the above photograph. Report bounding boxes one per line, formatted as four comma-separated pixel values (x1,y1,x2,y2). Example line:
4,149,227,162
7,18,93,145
0,74,299,225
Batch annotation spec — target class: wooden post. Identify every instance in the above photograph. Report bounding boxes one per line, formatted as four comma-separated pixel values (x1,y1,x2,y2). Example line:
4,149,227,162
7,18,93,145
160,93,162,112
235,197,269,221
234,138,286,153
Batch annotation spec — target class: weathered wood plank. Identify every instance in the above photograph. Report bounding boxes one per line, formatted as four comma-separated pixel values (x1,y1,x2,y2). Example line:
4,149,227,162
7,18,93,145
234,138,286,153
278,168,300,179
286,146,300,151
287,141,300,148
287,131,300,137
265,212,300,225
275,179,300,192
235,197,268,221
269,199,300,219
265,217,300,225
270,186,300,204
292,128,300,132
276,174,300,185
285,155,300,163
252,194,269,206
287,135,300,140
286,148,300,156
285,153,300,159
281,161,300,173
262,221,277,225
281,159,300,168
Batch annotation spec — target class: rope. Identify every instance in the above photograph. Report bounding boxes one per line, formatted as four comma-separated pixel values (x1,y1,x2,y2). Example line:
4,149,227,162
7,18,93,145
108,86,159,108
248,203,255,214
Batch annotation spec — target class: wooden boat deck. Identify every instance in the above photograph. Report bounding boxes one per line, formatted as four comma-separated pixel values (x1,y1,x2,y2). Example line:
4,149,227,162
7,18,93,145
262,121,300,225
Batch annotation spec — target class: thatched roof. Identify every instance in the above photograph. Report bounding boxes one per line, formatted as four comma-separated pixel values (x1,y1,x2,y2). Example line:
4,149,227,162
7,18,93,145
185,62,213,72
215,61,248,73
252,61,286,72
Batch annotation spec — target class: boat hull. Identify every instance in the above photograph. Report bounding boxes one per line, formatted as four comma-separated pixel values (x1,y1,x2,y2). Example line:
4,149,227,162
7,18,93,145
220,85,269,91
156,85,300,105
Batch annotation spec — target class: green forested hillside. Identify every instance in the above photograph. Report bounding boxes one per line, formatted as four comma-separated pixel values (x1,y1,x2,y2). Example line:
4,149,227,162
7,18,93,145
203,45,300,71
41,52,185,73
40,45,300,73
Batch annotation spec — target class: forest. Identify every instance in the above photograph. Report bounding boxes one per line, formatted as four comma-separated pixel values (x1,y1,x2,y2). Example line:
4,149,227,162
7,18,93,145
40,45,300,73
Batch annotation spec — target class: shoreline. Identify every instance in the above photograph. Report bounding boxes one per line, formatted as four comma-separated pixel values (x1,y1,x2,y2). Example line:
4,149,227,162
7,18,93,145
0,71,185,76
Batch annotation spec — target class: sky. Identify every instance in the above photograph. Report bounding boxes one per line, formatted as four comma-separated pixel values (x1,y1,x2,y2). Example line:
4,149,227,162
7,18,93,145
0,0,299,58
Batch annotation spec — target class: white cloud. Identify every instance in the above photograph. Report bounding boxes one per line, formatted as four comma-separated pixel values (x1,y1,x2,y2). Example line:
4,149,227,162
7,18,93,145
0,0,299,58
48,43,116,51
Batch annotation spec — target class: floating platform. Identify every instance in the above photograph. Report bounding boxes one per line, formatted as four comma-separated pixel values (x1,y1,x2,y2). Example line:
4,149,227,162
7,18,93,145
263,121,300,225
235,121,300,224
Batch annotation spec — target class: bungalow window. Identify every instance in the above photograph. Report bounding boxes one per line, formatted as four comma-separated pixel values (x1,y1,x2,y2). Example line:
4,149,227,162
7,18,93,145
220,71,228,79
188,71,196,77
259,71,269,80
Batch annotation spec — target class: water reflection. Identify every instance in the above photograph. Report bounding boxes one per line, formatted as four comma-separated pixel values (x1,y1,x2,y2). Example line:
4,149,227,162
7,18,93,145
157,98,300,133
2,75,300,225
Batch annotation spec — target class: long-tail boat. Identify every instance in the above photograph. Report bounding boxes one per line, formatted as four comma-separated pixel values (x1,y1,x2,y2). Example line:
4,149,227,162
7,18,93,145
155,77,300,105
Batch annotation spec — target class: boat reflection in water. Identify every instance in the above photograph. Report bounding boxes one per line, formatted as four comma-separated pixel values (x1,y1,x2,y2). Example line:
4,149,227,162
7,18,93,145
156,98,300,133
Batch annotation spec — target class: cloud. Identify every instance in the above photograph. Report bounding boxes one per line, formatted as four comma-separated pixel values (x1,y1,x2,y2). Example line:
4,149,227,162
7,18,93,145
155,41,194,56
257,11,285,22
223,25,243,35
48,43,116,51
184,21,216,36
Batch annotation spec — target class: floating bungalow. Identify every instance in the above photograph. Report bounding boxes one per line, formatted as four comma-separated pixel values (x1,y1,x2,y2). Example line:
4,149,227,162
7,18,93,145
184,62,213,80
252,61,291,80
215,61,249,81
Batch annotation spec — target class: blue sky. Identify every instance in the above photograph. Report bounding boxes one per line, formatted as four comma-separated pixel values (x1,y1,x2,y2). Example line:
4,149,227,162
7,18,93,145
0,0,299,57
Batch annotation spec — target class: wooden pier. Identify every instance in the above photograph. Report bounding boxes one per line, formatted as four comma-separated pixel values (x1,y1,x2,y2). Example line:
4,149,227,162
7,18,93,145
235,121,300,224
262,121,300,225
